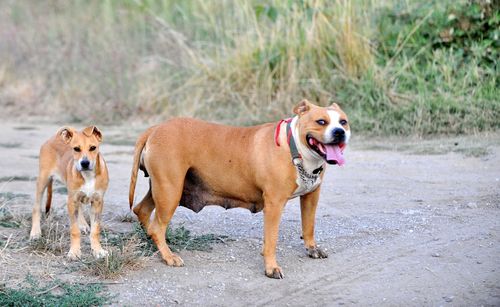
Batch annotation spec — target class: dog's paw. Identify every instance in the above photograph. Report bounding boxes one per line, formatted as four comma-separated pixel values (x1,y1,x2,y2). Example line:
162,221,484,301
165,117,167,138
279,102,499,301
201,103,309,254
92,248,108,259
29,229,41,241
67,249,82,260
306,246,328,259
163,254,184,267
265,266,284,279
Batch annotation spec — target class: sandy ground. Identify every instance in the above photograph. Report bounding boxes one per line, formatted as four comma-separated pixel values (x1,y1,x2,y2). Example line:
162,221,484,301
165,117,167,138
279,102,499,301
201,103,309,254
0,122,499,306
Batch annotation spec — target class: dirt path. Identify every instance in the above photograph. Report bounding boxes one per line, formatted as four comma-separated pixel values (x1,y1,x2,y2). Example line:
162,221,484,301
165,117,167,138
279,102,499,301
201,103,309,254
0,122,499,306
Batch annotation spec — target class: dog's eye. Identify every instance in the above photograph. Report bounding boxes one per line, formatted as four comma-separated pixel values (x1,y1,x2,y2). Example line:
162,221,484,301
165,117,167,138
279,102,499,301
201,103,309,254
89,146,96,152
339,119,348,126
73,147,81,152
316,119,327,126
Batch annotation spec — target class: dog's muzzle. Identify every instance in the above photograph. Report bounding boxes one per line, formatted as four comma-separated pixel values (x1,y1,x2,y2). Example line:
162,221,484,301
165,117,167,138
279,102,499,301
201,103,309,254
306,134,346,166
77,158,93,171
331,128,346,145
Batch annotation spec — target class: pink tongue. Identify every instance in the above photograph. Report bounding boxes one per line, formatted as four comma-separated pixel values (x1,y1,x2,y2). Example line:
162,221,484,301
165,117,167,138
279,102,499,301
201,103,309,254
325,144,345,166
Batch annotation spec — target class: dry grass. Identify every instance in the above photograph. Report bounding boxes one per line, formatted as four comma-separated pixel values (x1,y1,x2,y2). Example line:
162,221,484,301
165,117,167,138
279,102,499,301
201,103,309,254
29,216,68,256
83,235,145,279
0,0,497,134
0,0,378,123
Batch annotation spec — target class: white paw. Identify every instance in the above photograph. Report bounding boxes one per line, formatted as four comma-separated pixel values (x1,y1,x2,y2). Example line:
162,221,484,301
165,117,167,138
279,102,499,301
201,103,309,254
67,249,82,260
29,229,41,240
92,248,109,259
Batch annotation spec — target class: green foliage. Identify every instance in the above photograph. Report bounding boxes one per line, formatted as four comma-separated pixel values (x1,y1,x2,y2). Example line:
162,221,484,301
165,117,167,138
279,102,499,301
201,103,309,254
0,275,112,307
377,0,499,64
0,207,28,228
132,223,228,254
0,208,21,228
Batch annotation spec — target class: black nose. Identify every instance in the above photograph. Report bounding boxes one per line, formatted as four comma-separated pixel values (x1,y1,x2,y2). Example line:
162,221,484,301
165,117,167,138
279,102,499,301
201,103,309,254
80,160,90,169
332,128,345,143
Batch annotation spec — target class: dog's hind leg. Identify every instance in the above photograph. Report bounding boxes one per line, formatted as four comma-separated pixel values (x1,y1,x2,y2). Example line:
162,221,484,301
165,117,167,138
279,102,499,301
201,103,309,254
133,180,155,228
30,169,52,240
44,178,53,215
148,177,184,267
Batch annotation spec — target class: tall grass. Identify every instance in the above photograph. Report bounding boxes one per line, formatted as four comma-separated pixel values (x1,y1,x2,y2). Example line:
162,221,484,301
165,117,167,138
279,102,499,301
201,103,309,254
0,0,498,134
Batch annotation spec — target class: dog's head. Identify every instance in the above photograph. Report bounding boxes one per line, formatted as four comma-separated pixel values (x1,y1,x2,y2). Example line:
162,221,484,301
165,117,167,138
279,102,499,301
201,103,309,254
293,99,350,165
59,126,103,172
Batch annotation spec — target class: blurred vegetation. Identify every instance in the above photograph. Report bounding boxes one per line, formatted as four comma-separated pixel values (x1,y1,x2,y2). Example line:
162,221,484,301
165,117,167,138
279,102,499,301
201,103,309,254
0,0,498,135
0,275,112,306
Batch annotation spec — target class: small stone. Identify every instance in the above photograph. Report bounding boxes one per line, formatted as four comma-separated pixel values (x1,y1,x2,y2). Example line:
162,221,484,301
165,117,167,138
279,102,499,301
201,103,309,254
476,261,482,264
466,202,477,209
443,296,453,302
431,252,441,257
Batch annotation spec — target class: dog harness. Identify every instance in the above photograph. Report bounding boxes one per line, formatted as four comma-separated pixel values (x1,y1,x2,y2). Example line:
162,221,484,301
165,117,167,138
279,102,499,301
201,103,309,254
275,118,301,164
275,119,324,198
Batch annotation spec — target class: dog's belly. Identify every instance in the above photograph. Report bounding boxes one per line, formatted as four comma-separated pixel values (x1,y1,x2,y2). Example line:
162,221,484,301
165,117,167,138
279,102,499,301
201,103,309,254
179,169,264,213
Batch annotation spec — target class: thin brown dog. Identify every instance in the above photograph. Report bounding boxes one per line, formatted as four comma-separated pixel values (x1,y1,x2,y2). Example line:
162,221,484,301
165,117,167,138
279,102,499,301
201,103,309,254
129,99,350,278
30,126,109,259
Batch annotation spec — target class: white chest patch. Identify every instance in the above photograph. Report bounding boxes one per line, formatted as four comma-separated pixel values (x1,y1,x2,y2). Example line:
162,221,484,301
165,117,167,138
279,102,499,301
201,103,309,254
290,162,322,199
80,171,96,197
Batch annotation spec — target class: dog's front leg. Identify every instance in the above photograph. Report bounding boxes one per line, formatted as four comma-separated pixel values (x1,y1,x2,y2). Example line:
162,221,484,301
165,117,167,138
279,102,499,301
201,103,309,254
67,192,85,260
262,194,287,279
300,188,328,259
90,193,108,258
78,207,90,234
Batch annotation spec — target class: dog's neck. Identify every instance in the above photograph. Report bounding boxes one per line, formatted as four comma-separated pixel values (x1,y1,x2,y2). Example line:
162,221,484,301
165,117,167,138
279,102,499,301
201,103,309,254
289,116,325,174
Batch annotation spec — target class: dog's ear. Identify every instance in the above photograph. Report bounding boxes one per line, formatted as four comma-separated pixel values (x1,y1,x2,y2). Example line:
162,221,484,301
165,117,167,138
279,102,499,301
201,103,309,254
331,102,340,109
293,99,312,115
59,127,74,144
83,126,103,143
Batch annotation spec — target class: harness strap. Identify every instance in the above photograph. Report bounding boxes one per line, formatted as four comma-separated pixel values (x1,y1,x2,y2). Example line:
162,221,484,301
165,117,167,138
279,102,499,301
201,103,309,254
274,119,287,147
274,118,302,165
286,121,302,165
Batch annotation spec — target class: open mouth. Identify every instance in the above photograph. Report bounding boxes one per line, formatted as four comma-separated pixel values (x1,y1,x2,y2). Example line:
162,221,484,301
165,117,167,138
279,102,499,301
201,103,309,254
306,135,346,165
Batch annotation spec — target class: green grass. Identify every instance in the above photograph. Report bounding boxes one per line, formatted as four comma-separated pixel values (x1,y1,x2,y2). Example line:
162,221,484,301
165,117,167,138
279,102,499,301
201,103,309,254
29,217,67,255
53,186,68,195
105,137,137,147
0,176,35,183
13,126,36,131
0,275,112,306
132,223,229,255
0,143,22,149
0,192,30,202
0,208,23,228
82,235,144,279
0,0,497,135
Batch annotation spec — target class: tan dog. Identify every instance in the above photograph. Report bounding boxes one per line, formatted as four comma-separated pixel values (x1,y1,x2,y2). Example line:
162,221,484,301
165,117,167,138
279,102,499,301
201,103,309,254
129,99,350,278
30,126,109,259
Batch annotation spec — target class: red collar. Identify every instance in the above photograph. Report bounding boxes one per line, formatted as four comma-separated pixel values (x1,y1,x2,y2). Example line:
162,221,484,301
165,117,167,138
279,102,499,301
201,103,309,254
274,118,293,147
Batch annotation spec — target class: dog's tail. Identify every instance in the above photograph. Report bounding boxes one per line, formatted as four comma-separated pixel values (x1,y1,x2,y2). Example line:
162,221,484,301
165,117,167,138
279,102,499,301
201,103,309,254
129,127,155,210
45,178,53,215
